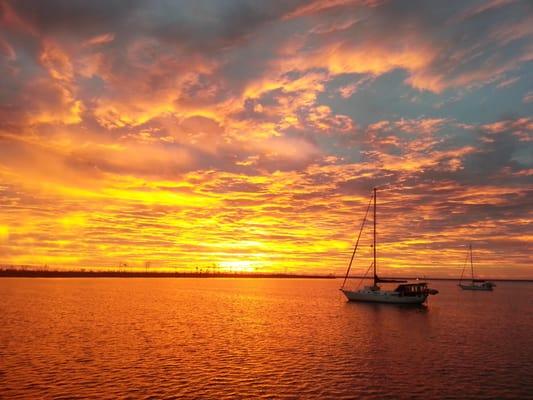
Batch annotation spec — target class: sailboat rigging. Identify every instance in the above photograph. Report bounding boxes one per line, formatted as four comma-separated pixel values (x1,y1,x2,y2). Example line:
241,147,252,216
458,245,495,291
340,188,438,304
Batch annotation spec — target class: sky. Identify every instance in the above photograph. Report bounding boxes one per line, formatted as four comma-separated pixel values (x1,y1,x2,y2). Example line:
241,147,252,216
0,0,532,278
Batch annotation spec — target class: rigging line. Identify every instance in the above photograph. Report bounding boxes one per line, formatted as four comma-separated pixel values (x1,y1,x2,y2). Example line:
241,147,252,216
469,244,474,282
373,187,377,282
356,262,374,290
459,249,469,283
341,193,373,289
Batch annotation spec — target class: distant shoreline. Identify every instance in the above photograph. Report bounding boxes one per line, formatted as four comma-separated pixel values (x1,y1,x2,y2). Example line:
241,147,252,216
0,269,531,282
0,269,335,279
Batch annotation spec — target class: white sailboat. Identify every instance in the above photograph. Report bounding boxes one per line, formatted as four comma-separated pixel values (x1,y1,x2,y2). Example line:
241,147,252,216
340,188,438,304
458,244,495,291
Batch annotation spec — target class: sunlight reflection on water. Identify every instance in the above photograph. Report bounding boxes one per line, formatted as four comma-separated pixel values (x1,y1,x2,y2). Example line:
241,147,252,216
0,278,532,399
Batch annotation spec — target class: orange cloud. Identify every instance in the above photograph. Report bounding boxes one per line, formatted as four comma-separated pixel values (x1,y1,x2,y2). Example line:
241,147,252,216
83,32,115,47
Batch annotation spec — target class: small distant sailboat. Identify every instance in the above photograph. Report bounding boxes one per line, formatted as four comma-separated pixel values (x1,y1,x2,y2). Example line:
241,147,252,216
340,188,438,304
458,245,495,291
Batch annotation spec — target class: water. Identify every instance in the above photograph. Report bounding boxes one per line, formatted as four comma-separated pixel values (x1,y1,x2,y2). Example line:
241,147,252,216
0,278,532,399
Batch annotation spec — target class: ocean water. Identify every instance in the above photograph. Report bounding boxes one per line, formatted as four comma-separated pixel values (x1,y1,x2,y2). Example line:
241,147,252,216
0,278,531,399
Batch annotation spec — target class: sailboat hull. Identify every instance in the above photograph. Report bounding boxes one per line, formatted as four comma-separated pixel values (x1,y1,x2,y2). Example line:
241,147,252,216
341,289,428,304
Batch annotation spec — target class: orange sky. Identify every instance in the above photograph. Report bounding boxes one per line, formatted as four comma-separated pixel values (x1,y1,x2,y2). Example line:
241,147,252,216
0,0,532,278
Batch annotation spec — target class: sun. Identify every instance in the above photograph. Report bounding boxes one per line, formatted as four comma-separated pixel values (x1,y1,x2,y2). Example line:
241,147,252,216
218,261,256,273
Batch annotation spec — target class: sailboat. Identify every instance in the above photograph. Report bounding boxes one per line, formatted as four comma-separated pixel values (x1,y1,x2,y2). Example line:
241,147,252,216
340,188,438,304
458,245,495,291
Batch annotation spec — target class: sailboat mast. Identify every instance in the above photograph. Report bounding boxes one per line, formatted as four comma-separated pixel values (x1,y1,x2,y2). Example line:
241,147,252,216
373,187,377,285
469,244,474,283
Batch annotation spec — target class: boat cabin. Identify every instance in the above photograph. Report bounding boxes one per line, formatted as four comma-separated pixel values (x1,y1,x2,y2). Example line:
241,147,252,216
394,283,428,297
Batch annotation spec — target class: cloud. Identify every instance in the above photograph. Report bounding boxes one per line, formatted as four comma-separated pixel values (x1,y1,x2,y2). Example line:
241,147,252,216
0,0,531,276
83,32,115,47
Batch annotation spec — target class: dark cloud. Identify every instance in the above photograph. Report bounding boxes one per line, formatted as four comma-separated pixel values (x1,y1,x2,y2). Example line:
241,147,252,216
138,0,305,49
6,0,305,49
5,0,139,35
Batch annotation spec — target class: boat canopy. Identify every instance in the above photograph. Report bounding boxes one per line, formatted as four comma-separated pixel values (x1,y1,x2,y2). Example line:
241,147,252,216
396,283,428,287
375,276,407,283
394,282,428,295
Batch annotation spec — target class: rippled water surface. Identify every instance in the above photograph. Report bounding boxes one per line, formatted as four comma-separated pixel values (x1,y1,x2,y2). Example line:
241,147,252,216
1,278,532,399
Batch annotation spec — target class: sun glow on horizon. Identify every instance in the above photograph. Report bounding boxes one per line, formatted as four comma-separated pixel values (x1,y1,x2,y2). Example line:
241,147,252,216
218,261,259,273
